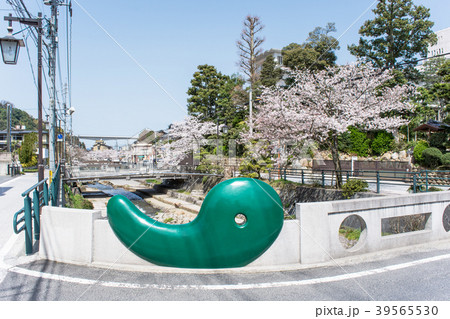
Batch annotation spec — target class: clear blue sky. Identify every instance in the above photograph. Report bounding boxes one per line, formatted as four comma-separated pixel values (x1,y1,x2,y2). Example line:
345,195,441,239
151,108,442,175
1,0,449,148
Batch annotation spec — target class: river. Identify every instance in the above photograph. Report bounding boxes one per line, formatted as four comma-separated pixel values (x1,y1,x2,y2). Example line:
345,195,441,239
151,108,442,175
83,182,159,217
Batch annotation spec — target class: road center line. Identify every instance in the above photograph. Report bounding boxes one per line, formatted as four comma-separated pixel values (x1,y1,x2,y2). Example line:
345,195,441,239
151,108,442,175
5,253,450,290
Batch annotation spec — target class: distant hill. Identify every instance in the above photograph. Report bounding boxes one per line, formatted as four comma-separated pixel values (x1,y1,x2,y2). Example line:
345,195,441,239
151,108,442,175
0,104,38,131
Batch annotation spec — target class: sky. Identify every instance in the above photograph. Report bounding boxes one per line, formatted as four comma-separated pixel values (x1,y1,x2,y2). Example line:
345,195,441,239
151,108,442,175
1,0,449,148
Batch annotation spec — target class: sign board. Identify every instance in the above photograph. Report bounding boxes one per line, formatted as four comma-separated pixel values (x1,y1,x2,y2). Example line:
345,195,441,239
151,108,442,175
57,134,63,141
35,148,48,158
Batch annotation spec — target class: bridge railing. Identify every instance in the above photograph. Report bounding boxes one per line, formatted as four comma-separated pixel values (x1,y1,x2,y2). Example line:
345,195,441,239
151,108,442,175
13,165,61,255
267,167,450,193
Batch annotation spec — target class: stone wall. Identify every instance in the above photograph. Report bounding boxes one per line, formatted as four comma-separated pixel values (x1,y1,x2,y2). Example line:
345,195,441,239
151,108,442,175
274,183,380,215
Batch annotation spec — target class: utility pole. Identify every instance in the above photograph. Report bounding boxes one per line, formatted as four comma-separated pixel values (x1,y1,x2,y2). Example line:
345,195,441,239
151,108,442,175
3,13,44,185
37,12,44,184
47,0,60,176
6,102,11,152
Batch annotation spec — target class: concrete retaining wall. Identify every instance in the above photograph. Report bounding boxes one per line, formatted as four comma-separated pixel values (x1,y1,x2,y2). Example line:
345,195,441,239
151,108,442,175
296,191,450,264
39,207,300,268
0,152,12,176
39,191,450,269
39,207,102,264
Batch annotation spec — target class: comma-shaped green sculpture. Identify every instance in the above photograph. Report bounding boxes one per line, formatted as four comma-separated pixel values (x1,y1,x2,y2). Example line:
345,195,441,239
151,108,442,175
107,177,284,268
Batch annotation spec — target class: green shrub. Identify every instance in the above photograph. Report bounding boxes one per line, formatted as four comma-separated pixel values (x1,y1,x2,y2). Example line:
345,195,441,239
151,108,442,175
342,179,367,195
339,226,361,241
421,147,443,169
442,153,450,166
342,178,368,199
429,132,448,151
413,140,429,164
371,131,394,156
348,127,370,156
405,140,418,150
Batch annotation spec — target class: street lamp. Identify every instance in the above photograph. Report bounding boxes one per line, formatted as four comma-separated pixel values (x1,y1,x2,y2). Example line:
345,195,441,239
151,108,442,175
0,35,24,64
68,106,75,145
222,124,229,134
2,13,44,185
216,118,228,136
0,16,24,65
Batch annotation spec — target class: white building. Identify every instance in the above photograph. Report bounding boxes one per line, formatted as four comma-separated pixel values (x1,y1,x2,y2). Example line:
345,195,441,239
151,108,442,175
428,27,450,59
131,143,155,163
255,49,283,73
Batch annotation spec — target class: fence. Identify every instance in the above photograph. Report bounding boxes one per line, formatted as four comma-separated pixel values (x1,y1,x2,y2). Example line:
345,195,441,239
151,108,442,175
268,167,450,193
13,165,61,255
7,164,21,176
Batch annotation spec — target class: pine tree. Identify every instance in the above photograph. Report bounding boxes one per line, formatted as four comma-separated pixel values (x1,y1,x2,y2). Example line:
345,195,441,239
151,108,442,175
348,0,436,79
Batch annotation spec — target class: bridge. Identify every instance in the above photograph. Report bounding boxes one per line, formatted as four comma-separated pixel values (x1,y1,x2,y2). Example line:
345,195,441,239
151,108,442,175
77,135,137,141
64,171,223,183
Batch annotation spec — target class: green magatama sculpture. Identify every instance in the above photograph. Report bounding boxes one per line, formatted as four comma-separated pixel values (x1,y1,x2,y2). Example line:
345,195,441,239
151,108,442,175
107,177,284,268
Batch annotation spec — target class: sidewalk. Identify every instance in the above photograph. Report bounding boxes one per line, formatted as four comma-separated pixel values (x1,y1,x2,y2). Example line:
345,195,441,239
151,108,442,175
0,175,17,185
0,173,40,263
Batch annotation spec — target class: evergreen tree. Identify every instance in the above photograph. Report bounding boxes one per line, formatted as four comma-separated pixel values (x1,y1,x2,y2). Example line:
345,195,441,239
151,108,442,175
348,0,436,81
19,133,37,166
187,65,246,125
187,65,230,122
282,23,339,71
0,102,37,131
260,55,282,87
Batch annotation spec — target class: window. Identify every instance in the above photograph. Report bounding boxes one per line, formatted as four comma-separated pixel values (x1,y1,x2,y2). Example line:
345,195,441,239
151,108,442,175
277,55,282,65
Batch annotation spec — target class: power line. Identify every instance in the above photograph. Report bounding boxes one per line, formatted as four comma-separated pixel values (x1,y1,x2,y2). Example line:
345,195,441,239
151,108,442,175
66,1,72,114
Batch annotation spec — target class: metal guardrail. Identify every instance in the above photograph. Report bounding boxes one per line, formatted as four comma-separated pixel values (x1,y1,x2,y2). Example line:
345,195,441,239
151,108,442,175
13,165,61,255
7,164,21,176
64,169,223,183
268,167,450,193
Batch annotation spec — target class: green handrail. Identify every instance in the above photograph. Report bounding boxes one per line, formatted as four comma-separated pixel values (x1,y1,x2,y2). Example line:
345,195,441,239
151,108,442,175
267,167,450,193
13,165,61,255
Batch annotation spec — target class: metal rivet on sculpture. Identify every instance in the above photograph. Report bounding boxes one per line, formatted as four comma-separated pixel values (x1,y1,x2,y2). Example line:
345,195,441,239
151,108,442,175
106,177,284,268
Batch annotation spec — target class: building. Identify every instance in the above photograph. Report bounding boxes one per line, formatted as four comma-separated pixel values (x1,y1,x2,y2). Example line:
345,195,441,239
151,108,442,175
427,27,450,59
0,127,49,157
91,139,112,151
255,49,283,73
130,129,167,163
131,143,155,163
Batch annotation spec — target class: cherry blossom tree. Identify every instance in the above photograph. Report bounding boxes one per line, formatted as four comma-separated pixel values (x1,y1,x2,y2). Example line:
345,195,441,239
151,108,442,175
67,145,131,164
159,116,216,168
252,63,416,187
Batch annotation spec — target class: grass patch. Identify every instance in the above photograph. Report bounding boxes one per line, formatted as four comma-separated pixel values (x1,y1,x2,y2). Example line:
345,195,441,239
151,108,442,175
23,168,38,173
339,226,361,241
146,179,162,185
64,184,93,209
176,189,191,195
163,217,174,224
270,179,302,187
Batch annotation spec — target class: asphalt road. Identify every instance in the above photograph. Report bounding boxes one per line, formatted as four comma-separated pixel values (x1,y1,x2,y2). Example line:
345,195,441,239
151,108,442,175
1,174,449,303
1,243,450,301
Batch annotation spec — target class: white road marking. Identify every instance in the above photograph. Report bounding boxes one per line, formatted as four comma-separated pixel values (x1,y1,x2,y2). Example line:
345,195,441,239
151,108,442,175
0,234,19,284
4,253,450,290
